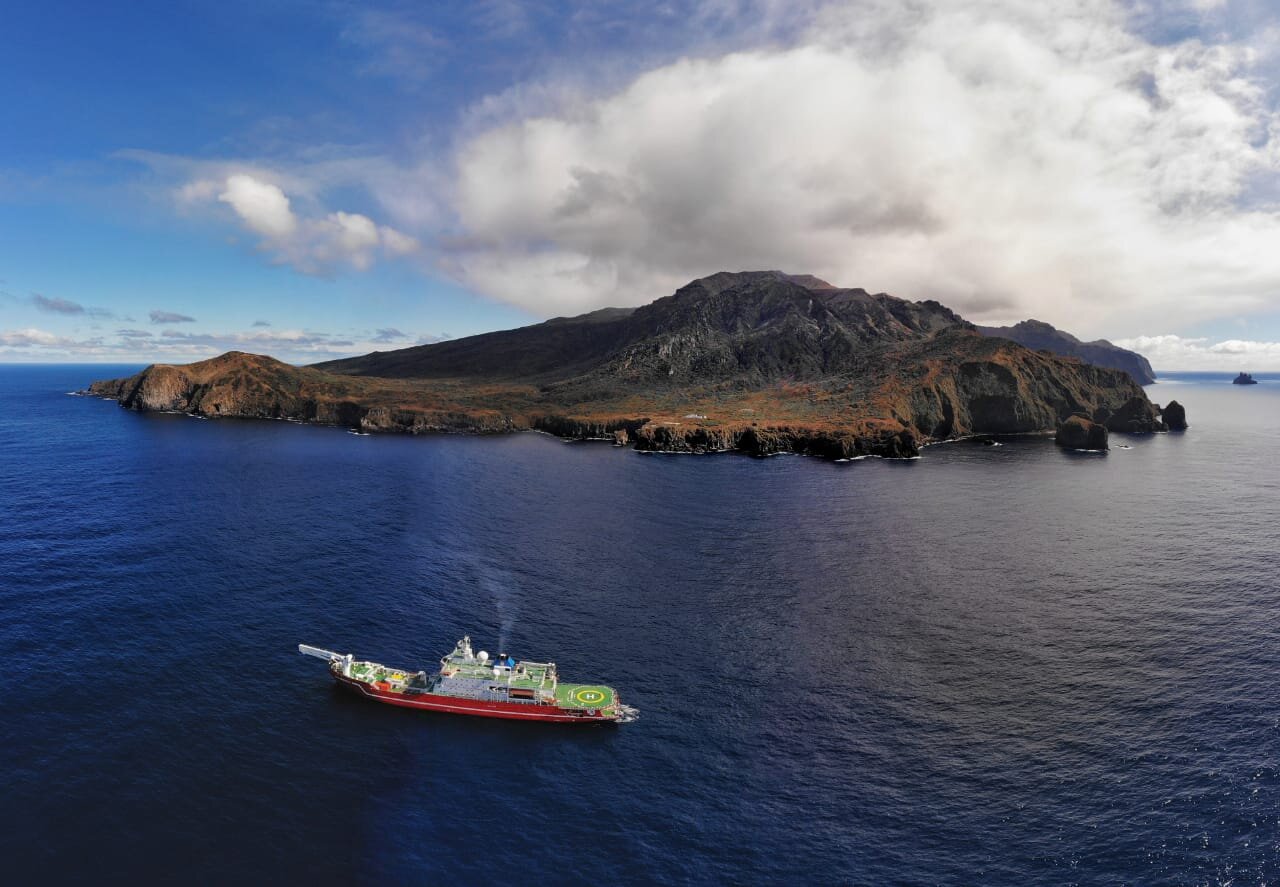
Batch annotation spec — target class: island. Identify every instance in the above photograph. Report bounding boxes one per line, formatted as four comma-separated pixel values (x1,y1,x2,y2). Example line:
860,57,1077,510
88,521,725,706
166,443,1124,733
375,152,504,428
88,271,1179,458
1233,372,1258,385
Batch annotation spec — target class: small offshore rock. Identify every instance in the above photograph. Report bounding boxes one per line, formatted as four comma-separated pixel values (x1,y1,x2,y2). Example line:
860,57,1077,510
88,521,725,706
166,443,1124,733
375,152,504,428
1162,400,1188,431
1056,414,1108,450
1102,396,1162,433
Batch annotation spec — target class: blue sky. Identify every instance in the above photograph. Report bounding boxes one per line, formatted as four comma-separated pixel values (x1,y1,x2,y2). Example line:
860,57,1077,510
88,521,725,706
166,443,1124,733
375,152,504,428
2,0,1279,368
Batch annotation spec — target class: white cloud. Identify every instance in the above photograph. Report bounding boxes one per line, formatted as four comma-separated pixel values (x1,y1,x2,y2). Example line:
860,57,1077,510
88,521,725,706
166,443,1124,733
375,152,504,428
1116,333,1280,369
330,211,378,252
0,324,444,364
177,179,218,203
380,225,419,256
438,0,1280,331
319,211,380,270
218,174,297,238
182,172,420,274
0,328,71,347
121,0,1280,339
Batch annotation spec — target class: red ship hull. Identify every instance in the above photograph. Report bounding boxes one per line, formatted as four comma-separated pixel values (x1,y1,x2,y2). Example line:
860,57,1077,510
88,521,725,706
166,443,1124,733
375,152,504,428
334,672,615,723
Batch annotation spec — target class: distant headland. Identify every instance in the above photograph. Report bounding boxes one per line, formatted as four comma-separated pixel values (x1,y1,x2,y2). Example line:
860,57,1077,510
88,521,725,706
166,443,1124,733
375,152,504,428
976,319,1156,385
87,271,1182,459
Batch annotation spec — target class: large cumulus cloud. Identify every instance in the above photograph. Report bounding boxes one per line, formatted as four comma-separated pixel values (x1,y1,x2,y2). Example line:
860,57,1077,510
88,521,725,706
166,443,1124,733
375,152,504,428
441,0,1280,332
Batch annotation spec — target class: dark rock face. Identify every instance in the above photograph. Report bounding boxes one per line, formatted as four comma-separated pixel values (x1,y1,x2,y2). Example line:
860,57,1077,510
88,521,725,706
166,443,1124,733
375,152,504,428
1100,396,1163,433
530,416,641,440
624,423,917,459
1162,400,1188,430
978,319,1156,385
88,272,1165,460
1233,372,1258,385
86,353,522,434
1056,414,1109,450
316,270,965,385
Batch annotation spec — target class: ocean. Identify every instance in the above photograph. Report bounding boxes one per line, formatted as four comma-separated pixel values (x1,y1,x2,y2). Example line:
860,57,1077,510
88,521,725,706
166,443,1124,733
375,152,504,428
1,365,1277,884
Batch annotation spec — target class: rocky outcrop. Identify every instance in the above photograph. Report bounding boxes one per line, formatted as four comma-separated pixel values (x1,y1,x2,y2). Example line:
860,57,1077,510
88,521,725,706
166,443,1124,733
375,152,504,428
1161,400,1188,431
1098,396,1163,433
88,352,312,417
1056,415,1109,450
618,422,917,459
978,319,1156,385
88,272,1179,461
87,353,520,435
530,416,645,440
358,407,517,435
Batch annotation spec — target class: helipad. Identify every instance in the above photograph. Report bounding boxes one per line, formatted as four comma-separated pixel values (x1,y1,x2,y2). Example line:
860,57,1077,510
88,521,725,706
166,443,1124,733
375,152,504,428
555,683,616,709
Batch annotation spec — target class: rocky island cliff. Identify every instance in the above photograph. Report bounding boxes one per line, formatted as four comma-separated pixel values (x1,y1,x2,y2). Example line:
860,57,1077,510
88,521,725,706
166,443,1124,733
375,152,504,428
88,271,1177,458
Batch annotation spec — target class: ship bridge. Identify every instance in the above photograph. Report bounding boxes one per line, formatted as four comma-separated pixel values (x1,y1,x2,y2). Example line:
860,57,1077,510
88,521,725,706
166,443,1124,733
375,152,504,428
439,636,561,702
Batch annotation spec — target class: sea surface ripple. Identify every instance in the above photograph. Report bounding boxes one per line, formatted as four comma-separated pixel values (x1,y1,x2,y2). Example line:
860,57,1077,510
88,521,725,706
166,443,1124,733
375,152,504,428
1,366,1278,884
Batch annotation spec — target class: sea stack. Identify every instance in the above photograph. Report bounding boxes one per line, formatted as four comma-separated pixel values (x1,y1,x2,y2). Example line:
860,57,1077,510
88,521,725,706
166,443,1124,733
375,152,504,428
1162,400,1188,431
1055,414,1109,450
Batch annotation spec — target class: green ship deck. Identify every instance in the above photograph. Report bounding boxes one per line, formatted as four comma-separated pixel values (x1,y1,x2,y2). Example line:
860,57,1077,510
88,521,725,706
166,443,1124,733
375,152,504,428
348,646,617,710
443,657,618,708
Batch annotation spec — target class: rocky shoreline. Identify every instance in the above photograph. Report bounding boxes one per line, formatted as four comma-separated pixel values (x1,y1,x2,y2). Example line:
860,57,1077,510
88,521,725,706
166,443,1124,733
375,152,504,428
85,361,1179,460
82,378,924,459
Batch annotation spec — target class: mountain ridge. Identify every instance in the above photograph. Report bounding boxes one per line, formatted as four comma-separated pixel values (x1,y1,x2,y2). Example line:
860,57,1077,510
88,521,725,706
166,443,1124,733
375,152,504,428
977,318,1156,385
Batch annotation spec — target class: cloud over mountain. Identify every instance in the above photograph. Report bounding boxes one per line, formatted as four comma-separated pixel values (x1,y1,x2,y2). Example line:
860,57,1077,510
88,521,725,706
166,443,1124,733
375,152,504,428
434,0,1280,332
116,0,1280,350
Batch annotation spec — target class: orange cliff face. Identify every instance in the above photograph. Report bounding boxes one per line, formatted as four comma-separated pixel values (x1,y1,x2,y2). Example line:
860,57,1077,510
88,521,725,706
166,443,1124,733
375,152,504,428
87,273,1170,459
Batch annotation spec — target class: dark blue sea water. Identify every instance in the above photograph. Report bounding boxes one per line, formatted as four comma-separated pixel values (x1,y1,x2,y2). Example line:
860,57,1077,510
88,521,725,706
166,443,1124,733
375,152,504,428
2,365,1278,884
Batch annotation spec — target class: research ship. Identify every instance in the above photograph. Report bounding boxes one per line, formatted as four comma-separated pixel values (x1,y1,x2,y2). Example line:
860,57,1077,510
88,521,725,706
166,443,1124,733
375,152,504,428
299,636,637,723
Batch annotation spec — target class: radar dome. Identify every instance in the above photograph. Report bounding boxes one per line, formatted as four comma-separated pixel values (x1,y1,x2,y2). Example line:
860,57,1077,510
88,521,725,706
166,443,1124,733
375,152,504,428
477,651,489,662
